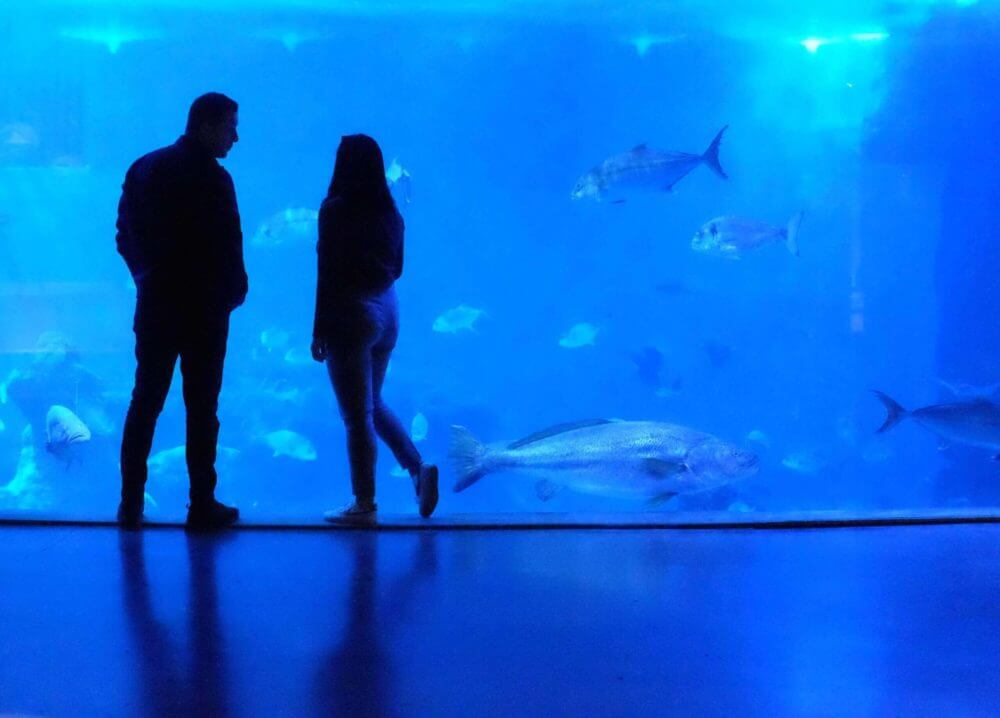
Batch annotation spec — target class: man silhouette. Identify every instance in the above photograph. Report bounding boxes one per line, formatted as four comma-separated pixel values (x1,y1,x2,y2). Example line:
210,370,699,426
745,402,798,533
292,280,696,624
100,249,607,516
116,92,247,529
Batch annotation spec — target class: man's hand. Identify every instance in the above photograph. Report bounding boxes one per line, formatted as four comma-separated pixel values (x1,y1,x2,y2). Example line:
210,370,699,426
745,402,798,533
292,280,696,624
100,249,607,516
311,337,327,363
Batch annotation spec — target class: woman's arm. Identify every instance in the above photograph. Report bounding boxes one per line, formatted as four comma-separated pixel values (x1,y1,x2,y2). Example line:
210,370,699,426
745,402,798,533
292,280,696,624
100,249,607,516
394,212,405,281
312,200,338,360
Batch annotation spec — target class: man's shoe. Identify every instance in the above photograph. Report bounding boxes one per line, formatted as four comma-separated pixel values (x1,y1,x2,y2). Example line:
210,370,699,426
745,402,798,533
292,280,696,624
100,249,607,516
116,501,144,530
324,500,377,524
186,499,239,530
417,464,439,518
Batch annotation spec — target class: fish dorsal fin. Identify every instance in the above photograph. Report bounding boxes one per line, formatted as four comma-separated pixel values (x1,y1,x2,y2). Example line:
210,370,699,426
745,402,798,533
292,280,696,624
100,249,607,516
631,143,648,153
508,419,614,450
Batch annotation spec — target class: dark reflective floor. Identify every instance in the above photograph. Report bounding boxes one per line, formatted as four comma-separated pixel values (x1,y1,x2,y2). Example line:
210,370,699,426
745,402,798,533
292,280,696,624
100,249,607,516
1,525,998,716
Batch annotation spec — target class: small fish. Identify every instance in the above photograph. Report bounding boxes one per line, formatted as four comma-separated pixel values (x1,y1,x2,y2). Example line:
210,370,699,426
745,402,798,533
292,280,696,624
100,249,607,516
559,323,599,348
874,391,1000,459
149,445,240,478
745,429,770,448
284,347,313,366
781,452,822,474
260,328,291,353
251,208,319,248
149,446,186,476
411,412,429,442
143,492,158,510
385,157,413,204
261,379,303,404
572,126,728,202
450,419,757,504
692,213,804,259
45,405,91,453
0,419,5,433
262,430,317,461
654,380,683,399
1,122,40,148
433,304,486,334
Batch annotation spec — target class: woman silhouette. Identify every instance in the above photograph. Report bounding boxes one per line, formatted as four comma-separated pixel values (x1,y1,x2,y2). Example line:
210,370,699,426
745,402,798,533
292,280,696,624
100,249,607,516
312,134,438,520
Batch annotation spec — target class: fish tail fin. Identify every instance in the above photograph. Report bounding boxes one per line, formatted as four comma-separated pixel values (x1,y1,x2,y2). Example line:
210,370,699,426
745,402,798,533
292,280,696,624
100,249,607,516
872,391,908,433
702,125,729,179
450,425,490,492
785,211,804,257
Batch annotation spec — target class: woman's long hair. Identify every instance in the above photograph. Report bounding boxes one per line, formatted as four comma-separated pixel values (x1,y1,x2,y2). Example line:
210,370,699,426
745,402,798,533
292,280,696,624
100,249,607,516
326,134,396,214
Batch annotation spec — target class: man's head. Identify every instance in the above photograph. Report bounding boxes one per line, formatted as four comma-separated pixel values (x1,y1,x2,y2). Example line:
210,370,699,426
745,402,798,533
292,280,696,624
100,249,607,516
186,92,239,158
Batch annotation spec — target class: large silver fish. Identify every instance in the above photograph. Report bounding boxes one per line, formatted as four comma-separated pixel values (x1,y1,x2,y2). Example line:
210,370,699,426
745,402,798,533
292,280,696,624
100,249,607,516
874,391,1000,458
450,418,758,504
572,126,729,202
45,405,91,458
692,213,804,259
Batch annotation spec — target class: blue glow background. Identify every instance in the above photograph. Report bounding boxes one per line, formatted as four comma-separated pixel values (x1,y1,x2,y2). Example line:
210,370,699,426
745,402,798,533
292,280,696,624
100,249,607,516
0,1,997,519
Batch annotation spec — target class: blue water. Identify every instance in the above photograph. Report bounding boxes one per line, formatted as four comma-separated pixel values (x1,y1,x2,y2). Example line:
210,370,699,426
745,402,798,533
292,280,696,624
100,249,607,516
0,1,998,519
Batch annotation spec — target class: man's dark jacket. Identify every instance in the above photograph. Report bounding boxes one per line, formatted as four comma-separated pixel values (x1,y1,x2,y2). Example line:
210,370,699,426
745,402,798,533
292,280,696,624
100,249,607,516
116,135,248,312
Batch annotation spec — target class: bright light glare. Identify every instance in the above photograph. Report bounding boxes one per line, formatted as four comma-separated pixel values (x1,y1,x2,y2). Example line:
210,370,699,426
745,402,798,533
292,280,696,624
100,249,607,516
800,37,827,53
850,32,889,42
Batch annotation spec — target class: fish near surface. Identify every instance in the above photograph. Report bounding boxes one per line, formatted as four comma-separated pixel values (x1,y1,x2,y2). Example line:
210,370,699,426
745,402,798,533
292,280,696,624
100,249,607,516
874,391,1000,458
692,213,804,259
571,126,728,202
450,419,757,504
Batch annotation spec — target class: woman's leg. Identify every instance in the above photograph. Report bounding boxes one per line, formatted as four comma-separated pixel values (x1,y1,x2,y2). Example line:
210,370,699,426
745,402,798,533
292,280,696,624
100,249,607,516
371,306,423,477
326,345,377,503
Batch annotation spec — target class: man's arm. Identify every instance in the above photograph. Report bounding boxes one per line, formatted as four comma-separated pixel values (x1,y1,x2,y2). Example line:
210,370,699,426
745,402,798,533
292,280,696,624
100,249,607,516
115,168,147,281
219,170,248,310
115,161,172,287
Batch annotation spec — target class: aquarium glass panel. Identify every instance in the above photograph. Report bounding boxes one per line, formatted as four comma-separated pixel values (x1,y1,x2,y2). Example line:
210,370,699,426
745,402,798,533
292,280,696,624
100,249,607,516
1,0,998,520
